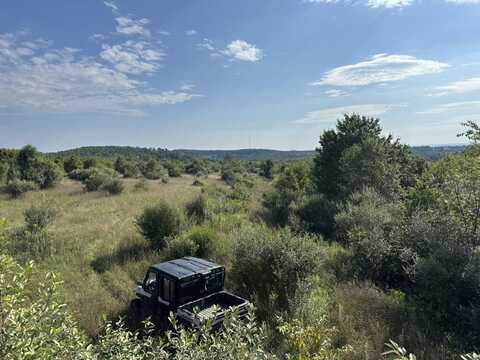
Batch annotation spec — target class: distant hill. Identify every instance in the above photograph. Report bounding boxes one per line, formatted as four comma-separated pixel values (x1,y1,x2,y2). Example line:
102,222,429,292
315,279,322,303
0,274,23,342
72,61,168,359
52,146,316,161
411,145,467,160
54,146,172,160
172,149,316,161
51,145,467,161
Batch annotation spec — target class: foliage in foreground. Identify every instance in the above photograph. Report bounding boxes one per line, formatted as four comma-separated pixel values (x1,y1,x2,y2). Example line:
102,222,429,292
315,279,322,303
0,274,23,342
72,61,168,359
0,251,274,360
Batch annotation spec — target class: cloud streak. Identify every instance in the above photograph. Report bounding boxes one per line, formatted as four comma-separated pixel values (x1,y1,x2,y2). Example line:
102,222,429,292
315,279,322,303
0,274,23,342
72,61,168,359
305,0,480,7
312,54,448,87
294,104,397,124
431,77,480,96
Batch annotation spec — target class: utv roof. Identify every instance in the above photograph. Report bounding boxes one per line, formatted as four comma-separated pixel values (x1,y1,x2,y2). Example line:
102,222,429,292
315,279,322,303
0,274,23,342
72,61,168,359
152,257,223,280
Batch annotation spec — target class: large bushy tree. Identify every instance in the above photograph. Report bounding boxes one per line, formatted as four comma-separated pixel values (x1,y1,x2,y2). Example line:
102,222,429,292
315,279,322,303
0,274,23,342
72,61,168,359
312,114,422,202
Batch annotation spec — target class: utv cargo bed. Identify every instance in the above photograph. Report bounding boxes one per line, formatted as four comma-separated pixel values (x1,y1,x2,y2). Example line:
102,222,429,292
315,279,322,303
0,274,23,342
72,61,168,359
177,291,249,328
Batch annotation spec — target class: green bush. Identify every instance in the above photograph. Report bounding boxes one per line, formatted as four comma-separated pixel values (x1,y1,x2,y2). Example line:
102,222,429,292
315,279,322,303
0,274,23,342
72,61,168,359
231,226,324,319
134,178,149,191
296,194,336,237
187,225,218,258
2,179,38,198
68,167,97,181
192,179,204,186
0,255,90,359
102,178,124,195
186,195,208,223
84,173,111,192
166,235,199,259
24,204,56,233
141,159,167,180
165,161,183,177
221,168,237,186
136,201,183,249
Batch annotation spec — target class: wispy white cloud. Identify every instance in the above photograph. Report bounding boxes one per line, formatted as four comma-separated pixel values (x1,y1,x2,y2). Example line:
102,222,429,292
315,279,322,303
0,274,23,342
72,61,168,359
312,54,448,87
90,33,107,42
445,0,480,3
430,77,480,96
197,38,216,51
180,82,195,91
367,0,414,8
100,40,164,75
197,39,263,63
293,104,397,124
185,30,198,36
221,40,263,62
417,101,480,115
115,16,151,37
324,89,350,97
304,0,413,8
305,0,480,7
104,1,118,12
0,32,198,115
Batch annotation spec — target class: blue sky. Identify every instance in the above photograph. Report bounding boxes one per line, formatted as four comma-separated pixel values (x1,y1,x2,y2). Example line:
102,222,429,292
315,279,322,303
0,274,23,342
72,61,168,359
1,0,480,151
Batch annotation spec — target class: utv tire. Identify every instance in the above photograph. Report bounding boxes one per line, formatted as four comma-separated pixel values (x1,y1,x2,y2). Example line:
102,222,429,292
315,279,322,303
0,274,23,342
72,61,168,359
129,299,144,326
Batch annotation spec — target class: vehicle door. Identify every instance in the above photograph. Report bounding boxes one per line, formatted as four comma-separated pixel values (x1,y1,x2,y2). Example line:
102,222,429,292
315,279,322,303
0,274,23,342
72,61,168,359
157,273,176,317
138,268,159,314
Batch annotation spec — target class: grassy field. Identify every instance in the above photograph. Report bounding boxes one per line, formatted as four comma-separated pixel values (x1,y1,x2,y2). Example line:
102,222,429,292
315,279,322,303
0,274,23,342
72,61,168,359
0,175,242,335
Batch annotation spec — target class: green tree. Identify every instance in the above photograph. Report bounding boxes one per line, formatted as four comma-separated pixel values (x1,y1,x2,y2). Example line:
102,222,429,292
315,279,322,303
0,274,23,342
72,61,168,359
262,162,310,227
260,159,274,180
141,159,167,180
16,144,38,178
63,155,82,173
338,136,401,198
312,114,417,201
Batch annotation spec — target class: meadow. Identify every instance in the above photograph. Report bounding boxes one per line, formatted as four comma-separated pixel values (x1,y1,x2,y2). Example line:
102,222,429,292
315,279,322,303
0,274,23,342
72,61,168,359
3,116,480,359
0,176,235,335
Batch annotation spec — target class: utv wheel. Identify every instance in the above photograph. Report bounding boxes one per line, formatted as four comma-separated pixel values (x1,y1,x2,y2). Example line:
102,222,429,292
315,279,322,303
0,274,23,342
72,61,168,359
129,299,144,326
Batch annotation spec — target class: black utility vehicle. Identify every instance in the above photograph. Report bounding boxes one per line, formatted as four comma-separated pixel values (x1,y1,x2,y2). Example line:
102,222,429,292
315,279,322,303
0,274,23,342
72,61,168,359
131,257,249,329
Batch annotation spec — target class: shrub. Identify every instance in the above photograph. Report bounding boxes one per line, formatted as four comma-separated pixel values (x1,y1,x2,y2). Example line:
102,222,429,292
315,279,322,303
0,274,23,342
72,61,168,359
0,255,90,359
63,155,82,173
83,172,111,192
296,194,337,237
141,159,167,180
335,188,401,244
24,205,56,233
262,163,310,227
259,159,274,179
185,159,207,175
165,161,183,177
122,162,140,178
279,280,354,359
230,226,324,319
2,179,38,198
192,179,204,187
136,201,183,248
186,195,208,223
134,178,149,191
166,235,199,259
102,178,124,195
83,158,98,169
68,167,96,181
221,168,237,186
187,226,218,258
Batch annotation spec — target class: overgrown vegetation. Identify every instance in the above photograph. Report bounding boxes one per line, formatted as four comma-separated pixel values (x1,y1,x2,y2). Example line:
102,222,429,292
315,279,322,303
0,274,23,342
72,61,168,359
2,116,480,359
